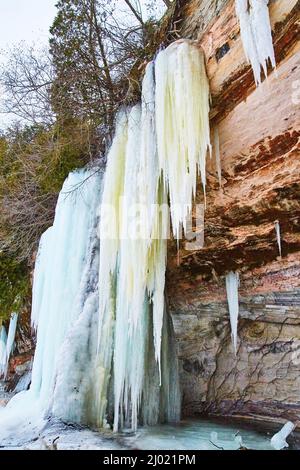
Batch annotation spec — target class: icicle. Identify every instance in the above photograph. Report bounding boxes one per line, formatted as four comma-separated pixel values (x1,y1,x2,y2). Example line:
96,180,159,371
97,109,128,429
0,326,7,377
271,421,295,450
214,126,222,188
6,313,18,358
112,102,165,432
236,0,276,86
225,271,240,355
31,229,53,331
98,44,208,431
4,313,18,377
274,220,282,258
155,40,211,238
97,69,157,433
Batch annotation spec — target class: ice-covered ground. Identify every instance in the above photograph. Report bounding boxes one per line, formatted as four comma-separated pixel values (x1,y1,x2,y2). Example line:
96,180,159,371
0,412,277,451
127,419,274,451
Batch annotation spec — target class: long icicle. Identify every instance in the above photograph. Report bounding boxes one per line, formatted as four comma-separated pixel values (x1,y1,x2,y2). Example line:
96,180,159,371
225,271,240,355
4,313,18,378
274,220,282,258
0,326,7,377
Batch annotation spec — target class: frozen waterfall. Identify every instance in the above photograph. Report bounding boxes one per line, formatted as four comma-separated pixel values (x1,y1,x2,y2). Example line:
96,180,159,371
96,42,210,431
0,40,211,439
97,60,179,432
29,170,101,407
0,169,102,443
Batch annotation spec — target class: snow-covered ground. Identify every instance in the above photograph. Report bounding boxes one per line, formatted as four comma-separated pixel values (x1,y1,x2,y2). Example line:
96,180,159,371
0,389,12,408
0,415,123,450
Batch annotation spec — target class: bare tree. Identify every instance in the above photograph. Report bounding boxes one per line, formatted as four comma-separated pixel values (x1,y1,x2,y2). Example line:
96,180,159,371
0,45,55,127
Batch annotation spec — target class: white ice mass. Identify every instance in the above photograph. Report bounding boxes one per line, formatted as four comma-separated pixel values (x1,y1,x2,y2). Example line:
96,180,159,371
271,421,295,450
155,40,211,231
236,0,276,85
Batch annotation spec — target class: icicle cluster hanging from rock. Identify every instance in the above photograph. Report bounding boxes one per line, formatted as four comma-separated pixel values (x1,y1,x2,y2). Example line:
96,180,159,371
236,0,276,85
155,40,211,234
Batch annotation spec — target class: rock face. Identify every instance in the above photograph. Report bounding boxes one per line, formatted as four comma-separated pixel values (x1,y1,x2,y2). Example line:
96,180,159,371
167,0,300,427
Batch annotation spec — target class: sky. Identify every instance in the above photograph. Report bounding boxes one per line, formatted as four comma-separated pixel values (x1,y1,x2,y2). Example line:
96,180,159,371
0,0,167,52
0,0,167,128
0,0,57,128
0,0,57,51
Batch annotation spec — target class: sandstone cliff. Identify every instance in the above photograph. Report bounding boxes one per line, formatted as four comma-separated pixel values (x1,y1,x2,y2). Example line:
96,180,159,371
167,0,300,428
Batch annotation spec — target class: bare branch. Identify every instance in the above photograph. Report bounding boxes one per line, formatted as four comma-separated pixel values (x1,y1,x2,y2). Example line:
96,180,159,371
123,0,144,25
